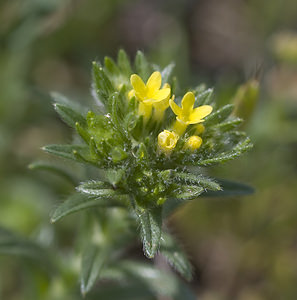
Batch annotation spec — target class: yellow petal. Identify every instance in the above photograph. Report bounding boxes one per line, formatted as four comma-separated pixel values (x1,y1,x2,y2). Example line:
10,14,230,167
181,92,195,114
185,136,202,151
153,98,170,111
146,71,162,95
138,102,152,121
152,88,171,101
130,74,146,98
169,99,182,116
158,130,178,152
187,105,213,124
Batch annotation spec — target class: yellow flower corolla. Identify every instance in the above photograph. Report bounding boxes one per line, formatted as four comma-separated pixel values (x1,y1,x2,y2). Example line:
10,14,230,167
158,130,178,153
185,135,202,151
169,92,212,136
130,71,171,121
195,124,205,135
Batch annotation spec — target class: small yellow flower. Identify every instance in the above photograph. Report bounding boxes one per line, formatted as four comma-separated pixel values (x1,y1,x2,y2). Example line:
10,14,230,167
195,124,205,135
130,71,171,121
170,92,212,136
185,136,202,151
158,130,178,153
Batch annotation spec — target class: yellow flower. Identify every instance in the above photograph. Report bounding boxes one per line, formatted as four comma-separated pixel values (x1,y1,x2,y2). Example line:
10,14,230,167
158,130,178,153
185,136,202,151
130,71,171,121
169,92,212,136
195,124,205,135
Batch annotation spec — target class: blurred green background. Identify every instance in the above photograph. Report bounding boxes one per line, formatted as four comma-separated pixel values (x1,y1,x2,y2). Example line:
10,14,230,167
0,0,297,299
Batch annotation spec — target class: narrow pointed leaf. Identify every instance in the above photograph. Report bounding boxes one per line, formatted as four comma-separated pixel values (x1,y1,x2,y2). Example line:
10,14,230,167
54,103,86,128
197,88,214,105
203,179,254,197
81,245,108,295
204,104,234,126
135,51,150,80
77,180,125,197
160,232,193,281
103,260,196,300
0,227,53,272
212,117,243,131
172,172,221,191
135,206,162,258
173,185,204,201
42,144,89,162
28,161,77,185
161,63,175,83
117,49,132,76
195,137,253,166
51,193,126,223
104,56,120,75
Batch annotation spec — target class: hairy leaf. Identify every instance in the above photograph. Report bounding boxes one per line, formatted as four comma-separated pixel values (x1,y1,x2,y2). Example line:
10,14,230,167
135,50,150,80
77,180,125,197
197,88,214,105
160,232,193,281
134,206,162,258
28,161,77,185
81,244,108,295
172,172,221,191
161,63,175,83
54,103,86,128
51,193,126,223
42,144,90,163
195,137,253,166
204,104,234,126
117,49,132,76
102,260,196,300
0,227,52,272
203,179,254,197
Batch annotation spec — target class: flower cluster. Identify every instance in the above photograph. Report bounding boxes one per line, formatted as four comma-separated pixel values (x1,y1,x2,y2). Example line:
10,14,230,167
41,50,253,272
128,72,213,154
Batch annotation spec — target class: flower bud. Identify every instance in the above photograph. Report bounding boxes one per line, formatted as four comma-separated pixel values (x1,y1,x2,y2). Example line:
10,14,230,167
185,135,202,151
158,130,178,153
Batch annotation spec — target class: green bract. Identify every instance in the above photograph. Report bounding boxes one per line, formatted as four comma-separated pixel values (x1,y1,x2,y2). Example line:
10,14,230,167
36,50,253,296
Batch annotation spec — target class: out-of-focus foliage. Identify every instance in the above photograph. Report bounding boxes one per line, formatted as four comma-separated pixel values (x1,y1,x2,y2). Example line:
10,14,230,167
0,0,297,299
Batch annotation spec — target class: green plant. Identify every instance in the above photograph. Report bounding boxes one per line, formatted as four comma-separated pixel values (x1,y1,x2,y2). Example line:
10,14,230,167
28,50,253,298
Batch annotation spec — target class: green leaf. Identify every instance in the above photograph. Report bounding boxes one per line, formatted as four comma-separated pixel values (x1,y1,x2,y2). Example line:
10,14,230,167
54,103,86,128
135,51,150,80
0,227,52,272
197,88,214,105
77,180,126,197
173,185,204,201
195,137,253,166
81,244,108,295
28,161,77,185
117,49,132,76
42,144,90,162
102,260,196,300
50,193,125,223
104,56,120,75
92,61,115,106
51,92,87,112
88,282,154,300
161,63,175,83
204,104,234,126
160,232,193,281
212,117,243,131
134,206,162,258
203,179,254,197
172,172,221,191
110,92,128,139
